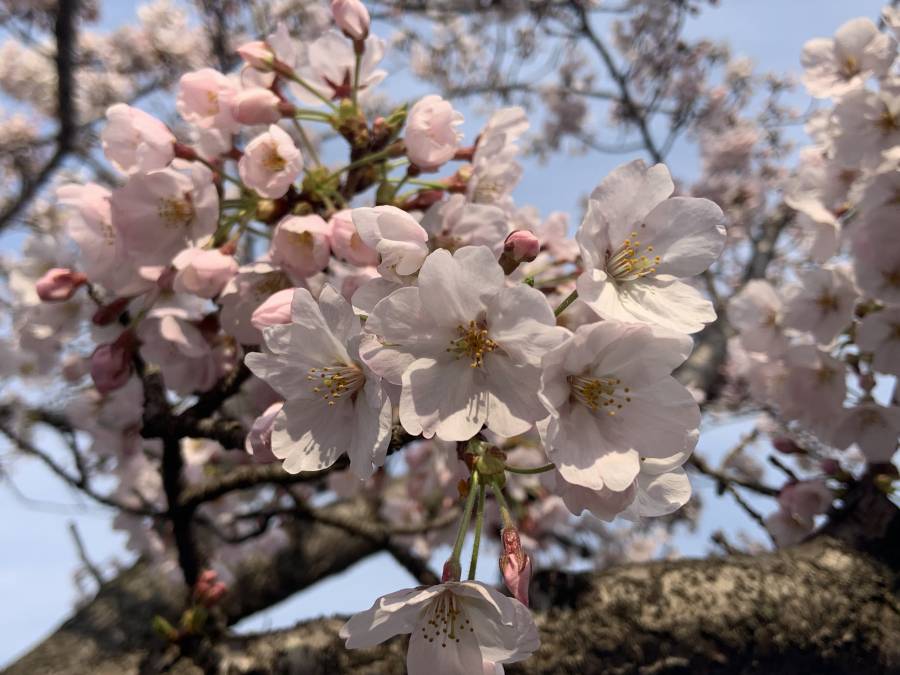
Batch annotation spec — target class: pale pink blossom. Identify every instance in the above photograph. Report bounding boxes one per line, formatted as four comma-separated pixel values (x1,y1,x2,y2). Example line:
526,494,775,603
292,32,385,104
270,214,331,280
832,88,900,169
467,107,529,205
421,195,510,257
499,528,532,607
783,266,857,344
362,246,567,441
331,0,370,40
857,307,900,376
101,103,175,175
176,68,241,133
766,508,812,548
329,209,379,267
35,268,87,302
245,285,392,478
352,206,429,281
250,288,296,330
727,280,789,354
236,41,276,71
801,18,896,99
238,125,303,199
172,247,238,299
57,183,148,294
111,162,219,266
776,345,847,438
575,160,726,334
340,581,539,675
219,262,294,344
245,401,284,463
778,479,832,522
830,403,900,463
538,321,699,492
230,88,283,125
405,95,464,170
852,217,900,305
136,297,220,395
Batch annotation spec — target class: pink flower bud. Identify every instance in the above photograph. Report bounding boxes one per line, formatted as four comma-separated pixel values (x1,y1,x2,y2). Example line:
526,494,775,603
331,0,370,40
498,230,540,274
251,288,296,330
90,332,135,394
245,401,283,463
237,40,275,71
499,526,531,606
772,436,804,455
193,569,228,607
36,268,87,302
231,88,283,125
441,558,462,583
501,549,532,608
172,247,239,299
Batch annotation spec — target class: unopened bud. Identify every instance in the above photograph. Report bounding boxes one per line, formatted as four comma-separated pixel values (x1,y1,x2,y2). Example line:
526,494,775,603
251,288,295,330
441,558,461,583
499,230,540,274
36,268,87,302
237,40,275,71
231,88,282,125
499,527,530,606
90,331,135,394
772,436,804,455
331,0,370,41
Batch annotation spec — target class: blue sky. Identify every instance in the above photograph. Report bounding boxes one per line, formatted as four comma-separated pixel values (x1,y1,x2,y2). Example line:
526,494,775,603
0,0,889,667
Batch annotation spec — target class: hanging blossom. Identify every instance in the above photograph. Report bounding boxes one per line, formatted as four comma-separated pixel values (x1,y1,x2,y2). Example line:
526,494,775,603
245,285,392,478
340,580,539,675
575,159,727,334
361,245,567,441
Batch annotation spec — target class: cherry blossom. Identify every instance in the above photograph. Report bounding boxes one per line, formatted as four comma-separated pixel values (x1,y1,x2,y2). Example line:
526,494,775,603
575,159,726,334
110,161,219,266
405,94,464,170
270,214,332,280
801,17,896,99
245,285,392,478
328,209,379,267
238,124,304,199
172,247,239,299
362,246,566,440
340,580,539,675
352,205,429,281
857,307,900,376
101,103,175,175
538,321,699,492
782,266,858,345
727,280,789,354
176,67,241,132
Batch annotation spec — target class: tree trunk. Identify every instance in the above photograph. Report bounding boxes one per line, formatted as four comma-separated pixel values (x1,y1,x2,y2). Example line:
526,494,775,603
5,480,897,675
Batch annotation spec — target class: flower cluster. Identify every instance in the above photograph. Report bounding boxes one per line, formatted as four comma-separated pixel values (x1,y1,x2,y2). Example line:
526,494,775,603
6,0,898,671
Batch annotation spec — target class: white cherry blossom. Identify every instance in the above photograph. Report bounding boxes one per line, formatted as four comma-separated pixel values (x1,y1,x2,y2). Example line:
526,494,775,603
245,285,392,478
575,159,726,334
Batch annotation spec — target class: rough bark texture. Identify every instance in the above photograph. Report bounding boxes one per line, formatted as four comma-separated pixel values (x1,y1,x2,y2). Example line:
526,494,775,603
4,481,898,675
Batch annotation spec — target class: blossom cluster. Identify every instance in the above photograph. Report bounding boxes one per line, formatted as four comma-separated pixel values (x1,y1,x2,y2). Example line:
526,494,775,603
726,11,900,545
2,1,897,672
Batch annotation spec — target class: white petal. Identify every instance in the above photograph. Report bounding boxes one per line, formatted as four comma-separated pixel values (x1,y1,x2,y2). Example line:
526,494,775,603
271,399,354,472
340,586,443,649
417,247,504,328
642,197,726,277
631,468,692,517
400,358,488,440
617,277,716,334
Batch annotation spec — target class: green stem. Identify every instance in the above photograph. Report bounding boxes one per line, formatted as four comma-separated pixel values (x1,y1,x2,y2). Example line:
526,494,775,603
328,147,393,181
554,289,579,317
294,109,333,121
292,119,321,167
286,72,338,111
490,482,515,530
194,156,242,186
504,463,556,475
449,471,481,569
467,483,486,580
